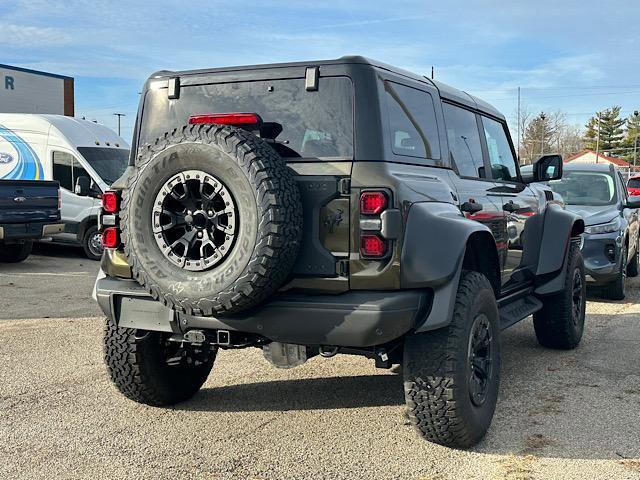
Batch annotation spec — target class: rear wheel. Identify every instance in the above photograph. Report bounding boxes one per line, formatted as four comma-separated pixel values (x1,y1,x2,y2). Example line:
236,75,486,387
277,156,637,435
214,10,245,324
403,271,501,448
533,239,586,349
82,225,103,260
104,315,215,406
0,241,33,263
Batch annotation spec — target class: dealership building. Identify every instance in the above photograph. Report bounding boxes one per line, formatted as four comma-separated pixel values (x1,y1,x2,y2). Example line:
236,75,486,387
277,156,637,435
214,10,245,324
0,64,74,116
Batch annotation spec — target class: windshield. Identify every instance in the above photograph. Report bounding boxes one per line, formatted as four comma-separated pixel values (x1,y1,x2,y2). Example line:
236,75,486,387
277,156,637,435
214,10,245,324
549,171,617,206
77,147,129,185
139,77,354,160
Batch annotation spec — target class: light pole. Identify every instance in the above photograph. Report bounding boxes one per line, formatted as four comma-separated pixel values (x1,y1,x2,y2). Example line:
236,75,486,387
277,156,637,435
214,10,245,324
113,113,125,136
540,113,546,157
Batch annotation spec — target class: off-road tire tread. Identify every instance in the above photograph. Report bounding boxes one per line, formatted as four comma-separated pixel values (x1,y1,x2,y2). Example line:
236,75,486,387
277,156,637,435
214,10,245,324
404,271,500,448
533,239,585,349
626,242,638,277
120,124,302,316
103,315,215,406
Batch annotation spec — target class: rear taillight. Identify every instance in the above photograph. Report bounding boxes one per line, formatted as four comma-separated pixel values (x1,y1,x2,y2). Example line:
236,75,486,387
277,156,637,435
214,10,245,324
101,227,119,248
102,191,119,213
360,191,388,215
359,190,390,259
188,112,262,126
360,234,387,257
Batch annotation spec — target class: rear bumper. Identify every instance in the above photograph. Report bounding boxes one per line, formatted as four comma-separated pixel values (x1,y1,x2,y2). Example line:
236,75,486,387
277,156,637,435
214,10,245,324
0,223,64,242
95,275,431,347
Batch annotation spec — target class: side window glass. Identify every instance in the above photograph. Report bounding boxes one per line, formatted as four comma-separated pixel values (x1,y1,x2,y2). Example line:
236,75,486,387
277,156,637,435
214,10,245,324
72,160,89,186
482,116,518,182
52,151,73,190
442,104,485,178
618,172,628,201
384,81,440,160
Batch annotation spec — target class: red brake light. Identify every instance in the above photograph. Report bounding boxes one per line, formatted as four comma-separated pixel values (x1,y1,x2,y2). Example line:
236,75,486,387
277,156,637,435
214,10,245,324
102,191,119,213
101,227,119,248
360,191,388,215
188,113,262,126
360,234,387,257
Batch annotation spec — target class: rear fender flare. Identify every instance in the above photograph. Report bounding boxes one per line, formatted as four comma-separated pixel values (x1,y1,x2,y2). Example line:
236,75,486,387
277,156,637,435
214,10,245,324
400,202,499,332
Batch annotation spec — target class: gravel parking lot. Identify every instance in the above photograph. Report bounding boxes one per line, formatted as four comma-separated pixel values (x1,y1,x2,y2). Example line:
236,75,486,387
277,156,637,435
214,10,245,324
1,250,640,479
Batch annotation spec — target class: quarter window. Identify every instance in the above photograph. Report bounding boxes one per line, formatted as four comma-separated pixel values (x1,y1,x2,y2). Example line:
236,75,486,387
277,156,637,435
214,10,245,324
442,104,485,178
482,116,518,182
384,81,440,160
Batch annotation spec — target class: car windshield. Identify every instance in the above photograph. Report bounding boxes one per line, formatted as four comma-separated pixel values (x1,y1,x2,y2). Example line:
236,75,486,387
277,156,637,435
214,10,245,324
548,171,617,206
138,77,354,160
77,147,129,185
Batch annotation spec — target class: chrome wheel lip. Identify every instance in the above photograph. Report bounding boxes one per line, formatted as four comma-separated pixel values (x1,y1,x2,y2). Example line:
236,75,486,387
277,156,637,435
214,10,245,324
152,170,238,272
467,313,493,407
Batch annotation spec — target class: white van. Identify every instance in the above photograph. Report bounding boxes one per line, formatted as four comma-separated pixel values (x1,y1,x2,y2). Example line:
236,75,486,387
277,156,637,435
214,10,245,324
0,114,130,259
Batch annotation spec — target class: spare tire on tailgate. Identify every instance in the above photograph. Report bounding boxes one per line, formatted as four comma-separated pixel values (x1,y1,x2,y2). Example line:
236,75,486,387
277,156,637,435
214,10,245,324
121,123,303,316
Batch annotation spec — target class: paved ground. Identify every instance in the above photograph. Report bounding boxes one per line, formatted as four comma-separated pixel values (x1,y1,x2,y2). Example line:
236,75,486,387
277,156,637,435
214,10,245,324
0,243,101,319
1,250,639,479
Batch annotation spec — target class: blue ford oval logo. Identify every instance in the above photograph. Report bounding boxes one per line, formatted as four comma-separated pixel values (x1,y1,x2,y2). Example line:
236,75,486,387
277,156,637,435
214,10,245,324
0,152,14,164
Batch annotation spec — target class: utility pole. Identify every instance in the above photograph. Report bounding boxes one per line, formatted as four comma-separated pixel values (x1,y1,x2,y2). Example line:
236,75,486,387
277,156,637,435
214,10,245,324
540,112,546,156
595,112,601,163
634,111,639,169
113,113,125,136
431,66,434,79
517,87,521,160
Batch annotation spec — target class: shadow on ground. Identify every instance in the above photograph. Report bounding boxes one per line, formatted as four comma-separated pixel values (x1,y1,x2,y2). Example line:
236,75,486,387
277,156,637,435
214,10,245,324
180,374,405,412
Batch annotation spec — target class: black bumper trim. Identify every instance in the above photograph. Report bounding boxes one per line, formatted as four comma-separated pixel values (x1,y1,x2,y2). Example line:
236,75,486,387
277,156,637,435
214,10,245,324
95,276,431,347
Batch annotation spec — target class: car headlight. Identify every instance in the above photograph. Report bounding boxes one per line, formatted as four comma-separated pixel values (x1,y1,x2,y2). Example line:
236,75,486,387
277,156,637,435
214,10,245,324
585,218,621,234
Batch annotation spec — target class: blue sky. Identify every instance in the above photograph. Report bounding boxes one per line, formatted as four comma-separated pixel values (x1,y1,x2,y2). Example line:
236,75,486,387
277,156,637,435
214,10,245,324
2,0,639,143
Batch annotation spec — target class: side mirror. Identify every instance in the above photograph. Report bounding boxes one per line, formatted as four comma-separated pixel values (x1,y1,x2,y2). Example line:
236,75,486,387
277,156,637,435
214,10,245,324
75,176,92,196
531,154,563,183
624,195,640,209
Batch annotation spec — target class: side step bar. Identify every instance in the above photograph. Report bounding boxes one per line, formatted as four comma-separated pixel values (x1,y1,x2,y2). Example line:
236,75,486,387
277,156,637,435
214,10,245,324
498,294,543,330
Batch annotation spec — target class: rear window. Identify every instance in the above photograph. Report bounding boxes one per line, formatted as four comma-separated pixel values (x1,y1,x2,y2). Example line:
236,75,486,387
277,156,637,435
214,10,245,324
139,77,354,160
629,178,640,188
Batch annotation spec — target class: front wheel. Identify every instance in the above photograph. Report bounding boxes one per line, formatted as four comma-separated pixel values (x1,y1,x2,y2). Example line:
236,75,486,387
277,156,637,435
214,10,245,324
603,246,626,300
627,240,639,278
82,225,103,260
0,241,33,263
403,270,501,448
533,239,586,349
104,316,216,406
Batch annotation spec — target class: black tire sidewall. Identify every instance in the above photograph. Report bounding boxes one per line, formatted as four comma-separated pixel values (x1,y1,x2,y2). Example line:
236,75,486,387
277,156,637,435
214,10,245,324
126,142,259,303
83,225,102,260
455,285,501,440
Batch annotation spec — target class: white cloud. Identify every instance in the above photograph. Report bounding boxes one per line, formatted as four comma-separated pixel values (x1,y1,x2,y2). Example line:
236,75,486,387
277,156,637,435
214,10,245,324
0,23,72,48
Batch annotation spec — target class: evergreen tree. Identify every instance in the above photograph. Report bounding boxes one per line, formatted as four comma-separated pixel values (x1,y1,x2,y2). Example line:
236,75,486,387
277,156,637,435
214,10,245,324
521,112,555,164
584,106,626,156
624,111,640,166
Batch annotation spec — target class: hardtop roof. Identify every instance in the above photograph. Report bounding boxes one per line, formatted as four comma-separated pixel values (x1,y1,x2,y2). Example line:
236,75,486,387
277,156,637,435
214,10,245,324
149,55,504,120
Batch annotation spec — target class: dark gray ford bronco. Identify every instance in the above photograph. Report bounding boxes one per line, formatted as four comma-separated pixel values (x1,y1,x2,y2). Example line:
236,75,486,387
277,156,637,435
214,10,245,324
95,56,586,448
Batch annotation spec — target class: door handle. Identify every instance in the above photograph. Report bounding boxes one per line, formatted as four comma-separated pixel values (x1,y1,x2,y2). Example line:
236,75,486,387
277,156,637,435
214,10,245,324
503,201,521,212
460,201,483,214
